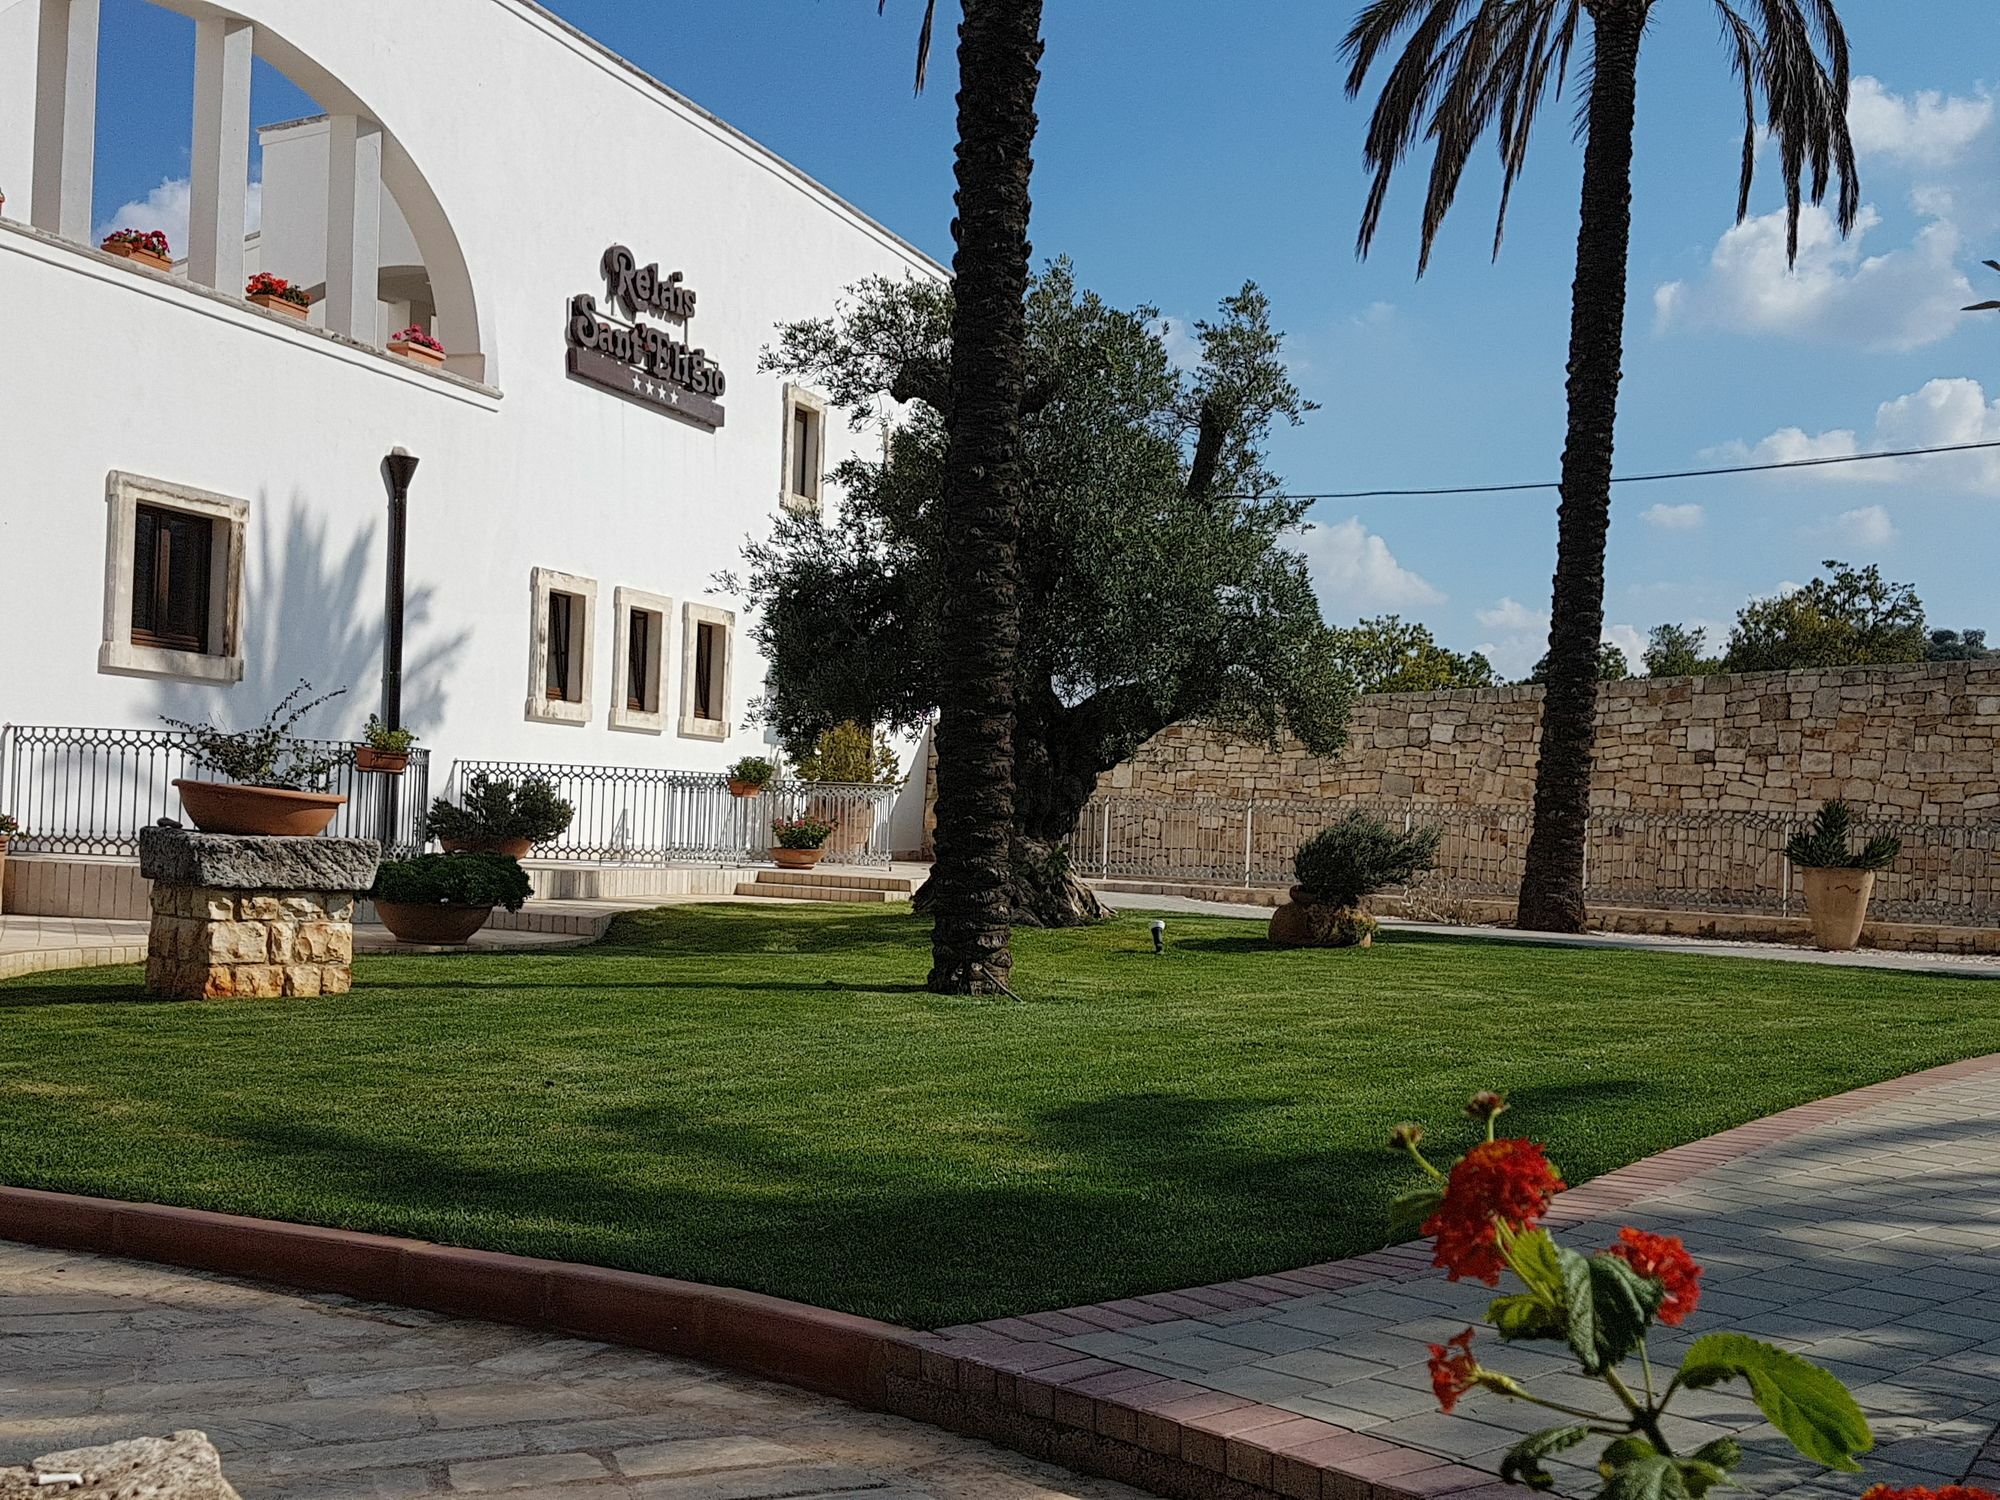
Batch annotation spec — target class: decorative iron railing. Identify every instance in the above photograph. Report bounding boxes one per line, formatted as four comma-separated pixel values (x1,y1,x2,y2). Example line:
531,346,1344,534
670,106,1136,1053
1067,796,2000,927
446,759,897,867
0,724,431,856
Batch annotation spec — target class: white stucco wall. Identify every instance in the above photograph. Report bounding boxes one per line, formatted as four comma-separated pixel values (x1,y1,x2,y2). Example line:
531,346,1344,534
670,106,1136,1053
0,0,38,219
0,0,943,800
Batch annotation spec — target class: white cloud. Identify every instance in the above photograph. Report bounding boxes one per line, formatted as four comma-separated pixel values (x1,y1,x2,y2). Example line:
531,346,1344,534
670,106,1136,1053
1603,624,1646,668
1349,301,1396,329
1828,504,1897,548
1721,377,2000,495
1654,205,1972,352
1158,316,1201,371
98,176,264,259
1640,502,1704,532
1297,517,1443,616
1473,596,1640,680
1848,77,1994,169
1476,597,1545,634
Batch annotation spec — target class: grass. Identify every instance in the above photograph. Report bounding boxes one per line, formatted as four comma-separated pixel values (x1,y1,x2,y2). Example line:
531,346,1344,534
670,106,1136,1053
0,906,1995,1328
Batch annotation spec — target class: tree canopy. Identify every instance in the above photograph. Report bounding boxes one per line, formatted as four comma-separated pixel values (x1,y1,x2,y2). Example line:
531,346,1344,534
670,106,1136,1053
1642,623,1724,679
736,262,1350,922
1722,560,1929,673
1529,642,1629,685
1329,616,1496,694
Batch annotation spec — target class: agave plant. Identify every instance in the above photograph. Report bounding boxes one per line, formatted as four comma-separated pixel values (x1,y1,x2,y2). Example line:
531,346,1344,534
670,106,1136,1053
1784,800,1900,871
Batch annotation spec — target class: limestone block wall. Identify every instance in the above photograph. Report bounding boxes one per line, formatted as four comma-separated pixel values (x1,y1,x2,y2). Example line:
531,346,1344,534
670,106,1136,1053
1100,661,2000,819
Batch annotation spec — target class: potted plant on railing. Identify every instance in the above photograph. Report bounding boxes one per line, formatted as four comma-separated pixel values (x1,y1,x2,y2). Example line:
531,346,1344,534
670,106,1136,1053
388,324,446,366
0,813,18,915
726,755,775,798
1786,800,1900,953
245,271,311,320
161,682,352,837
101,228,172,271
793,721,900,860
369,851,531,945
1269,810,1442,949
355,715,417,775
425,773,573,859
770,815,834,870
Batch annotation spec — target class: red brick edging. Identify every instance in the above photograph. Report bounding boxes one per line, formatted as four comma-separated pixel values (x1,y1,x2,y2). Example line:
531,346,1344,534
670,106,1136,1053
3,1052,1997,1500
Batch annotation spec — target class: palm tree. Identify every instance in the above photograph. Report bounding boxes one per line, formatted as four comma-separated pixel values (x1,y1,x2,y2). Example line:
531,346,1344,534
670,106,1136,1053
885,1,1047,992
1343,0,1859,932
1967,259,2000,313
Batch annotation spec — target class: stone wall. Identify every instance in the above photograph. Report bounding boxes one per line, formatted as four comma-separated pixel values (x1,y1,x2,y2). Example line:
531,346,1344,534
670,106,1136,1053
1099,661,2000,819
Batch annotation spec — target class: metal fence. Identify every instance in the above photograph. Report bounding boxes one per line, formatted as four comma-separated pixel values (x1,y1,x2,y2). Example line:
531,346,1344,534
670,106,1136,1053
0,724,431,856
448,759,898,867
1068,796,2000,927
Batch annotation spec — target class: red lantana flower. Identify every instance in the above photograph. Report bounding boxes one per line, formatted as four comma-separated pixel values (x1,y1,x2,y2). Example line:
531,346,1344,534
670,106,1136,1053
1427,1327,1480,1414
1422,1138,1566,1285
1605,1227,1704,1326
1861,1489,1999,1500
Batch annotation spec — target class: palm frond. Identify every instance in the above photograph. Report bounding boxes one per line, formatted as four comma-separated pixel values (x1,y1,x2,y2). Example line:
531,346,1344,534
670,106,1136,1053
879,0,940,96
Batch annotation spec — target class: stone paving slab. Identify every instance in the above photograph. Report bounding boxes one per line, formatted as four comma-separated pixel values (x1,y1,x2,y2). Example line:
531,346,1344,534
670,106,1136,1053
905,1054,2000,1500
0,1241,1148,1500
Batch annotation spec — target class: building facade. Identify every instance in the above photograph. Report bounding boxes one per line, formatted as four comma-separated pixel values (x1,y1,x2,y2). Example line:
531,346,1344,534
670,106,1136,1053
0,0,941,797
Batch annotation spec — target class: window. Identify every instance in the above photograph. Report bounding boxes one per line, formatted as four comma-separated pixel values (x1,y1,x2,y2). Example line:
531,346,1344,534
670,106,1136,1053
99,472,246,684
781,384,827,514
678,601,735,740
609,587,671,733
525,568,597,724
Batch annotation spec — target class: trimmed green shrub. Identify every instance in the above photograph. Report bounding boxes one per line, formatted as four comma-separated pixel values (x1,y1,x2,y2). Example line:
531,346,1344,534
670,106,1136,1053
426,774,574,846
1294,812,1441,906
371,853,532,911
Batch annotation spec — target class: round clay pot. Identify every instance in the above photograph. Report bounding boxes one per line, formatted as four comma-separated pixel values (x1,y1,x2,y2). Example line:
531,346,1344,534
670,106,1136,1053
727,779,766,798
1268,898,1319,948
1801,866,1875,952
772,846,826,870
354,746,409,775
173,779,346,837
1268,896,1376,949
440,836,535,859
375,901,494,945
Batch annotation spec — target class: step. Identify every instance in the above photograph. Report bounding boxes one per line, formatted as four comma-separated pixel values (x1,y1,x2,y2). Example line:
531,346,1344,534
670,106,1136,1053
754,868,916,894
734,882,895,904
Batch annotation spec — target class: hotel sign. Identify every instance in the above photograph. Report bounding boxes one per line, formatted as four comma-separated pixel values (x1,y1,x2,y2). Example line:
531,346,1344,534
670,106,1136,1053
566,245,727,429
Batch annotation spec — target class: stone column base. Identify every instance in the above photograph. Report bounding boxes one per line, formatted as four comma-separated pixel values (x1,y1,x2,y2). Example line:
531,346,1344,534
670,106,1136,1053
146,885,356,999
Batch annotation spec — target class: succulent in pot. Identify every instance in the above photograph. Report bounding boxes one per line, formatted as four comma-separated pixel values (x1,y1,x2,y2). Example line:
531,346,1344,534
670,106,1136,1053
770,815,834,870
726,755,775,797
355,714,418,774
370,852,531,945
425,773,574,858
1269,811,1441,949
162,682,352,837
1785,800,1900,953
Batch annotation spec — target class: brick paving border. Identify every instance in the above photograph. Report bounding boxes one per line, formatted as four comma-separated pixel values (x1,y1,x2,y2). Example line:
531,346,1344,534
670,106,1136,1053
2,1051,1997,1500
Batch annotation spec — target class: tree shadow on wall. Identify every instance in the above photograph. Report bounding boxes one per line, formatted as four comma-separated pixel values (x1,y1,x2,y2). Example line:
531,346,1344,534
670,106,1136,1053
148,495,468,742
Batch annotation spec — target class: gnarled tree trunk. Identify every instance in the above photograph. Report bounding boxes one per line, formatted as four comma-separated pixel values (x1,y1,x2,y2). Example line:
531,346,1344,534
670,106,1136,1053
925,0,1046,993
1516,2,1642,935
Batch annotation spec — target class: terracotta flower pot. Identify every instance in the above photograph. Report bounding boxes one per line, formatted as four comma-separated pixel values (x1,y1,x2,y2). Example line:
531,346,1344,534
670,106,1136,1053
772,846,826,870
389,339,446,366
354,745,409,775
375,901,494,945
1801,867,1876,952
0,835,10,918
727,779,767,798
250,291,309,320
1268,892,1377,949
172,779,346,838
104,242,172,272
440,835,535,859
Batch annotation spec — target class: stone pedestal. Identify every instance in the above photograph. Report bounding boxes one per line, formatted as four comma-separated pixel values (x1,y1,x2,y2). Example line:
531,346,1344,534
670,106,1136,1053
139,827,380,1000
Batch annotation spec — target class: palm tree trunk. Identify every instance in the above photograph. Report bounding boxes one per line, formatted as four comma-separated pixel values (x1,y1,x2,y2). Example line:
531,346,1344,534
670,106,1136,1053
926,0,1045,994
1516,3,1643,934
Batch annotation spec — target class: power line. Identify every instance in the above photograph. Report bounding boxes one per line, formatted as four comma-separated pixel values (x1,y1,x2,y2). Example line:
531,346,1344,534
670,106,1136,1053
1237,437,2000,502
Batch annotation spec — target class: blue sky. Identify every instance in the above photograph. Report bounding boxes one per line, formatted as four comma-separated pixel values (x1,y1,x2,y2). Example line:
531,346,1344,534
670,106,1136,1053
89,1,2000,677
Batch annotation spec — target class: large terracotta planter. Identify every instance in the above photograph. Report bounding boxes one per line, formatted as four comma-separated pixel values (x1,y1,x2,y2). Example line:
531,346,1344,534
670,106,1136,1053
104,242,172,272
375,901,493,945
389,339,447,366
354,745,409,774
727,779,767,798
172,779,346,838
440,835,534,859
250,291,310,320
772,846,826,870
1801,867,1875,952
1268,889,1377,949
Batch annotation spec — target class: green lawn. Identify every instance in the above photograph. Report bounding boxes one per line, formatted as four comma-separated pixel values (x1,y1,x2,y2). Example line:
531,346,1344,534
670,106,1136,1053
1,907,1995,1327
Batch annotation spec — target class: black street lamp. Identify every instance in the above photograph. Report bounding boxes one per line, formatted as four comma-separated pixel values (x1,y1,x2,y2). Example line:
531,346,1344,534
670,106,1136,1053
379,449,421,849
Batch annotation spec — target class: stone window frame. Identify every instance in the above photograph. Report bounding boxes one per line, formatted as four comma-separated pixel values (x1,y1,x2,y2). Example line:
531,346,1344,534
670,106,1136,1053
780,383,828,516
98,471,247,685
525,567,597,726
678,601,735,742
609,586,672,734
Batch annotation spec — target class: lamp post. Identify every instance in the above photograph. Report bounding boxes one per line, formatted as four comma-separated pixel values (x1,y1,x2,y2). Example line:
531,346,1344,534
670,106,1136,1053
380,448,420,849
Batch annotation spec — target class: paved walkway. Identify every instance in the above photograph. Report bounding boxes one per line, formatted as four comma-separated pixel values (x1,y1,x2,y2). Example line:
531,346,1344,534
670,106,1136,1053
911,1055,2000,1500
0,1239,1146,1500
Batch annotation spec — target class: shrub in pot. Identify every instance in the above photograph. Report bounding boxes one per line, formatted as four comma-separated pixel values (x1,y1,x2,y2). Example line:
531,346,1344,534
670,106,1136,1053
726,754,775,797
426,773,574,858
370,852,532,945
792,722,900,858
162,682,352,836
1270,812,1441,948
1786,800,1900,952
355,714,417,774
0,813,17,917
770,815,834,870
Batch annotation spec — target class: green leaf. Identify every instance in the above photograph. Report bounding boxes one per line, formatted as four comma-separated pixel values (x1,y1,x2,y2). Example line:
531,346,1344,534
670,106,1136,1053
1489,1292,1566,1342
1500,1426,1590,1492
1600,1452,1690,1500
1678,1333,1873,1471
1389,1183,1444,1233
1509,1228,1569,1303
1689,1438,1741,1473
1673,1459,1733,1499
1586,1252,1665,1371
1554,1241,1602,1372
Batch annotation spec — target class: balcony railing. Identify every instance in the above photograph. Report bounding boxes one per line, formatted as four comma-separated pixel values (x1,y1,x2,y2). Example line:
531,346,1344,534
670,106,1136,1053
0,724,431,856
447,759,897,867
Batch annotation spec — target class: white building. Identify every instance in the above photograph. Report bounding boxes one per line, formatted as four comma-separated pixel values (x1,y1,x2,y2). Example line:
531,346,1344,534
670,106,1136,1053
0,0,942,899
